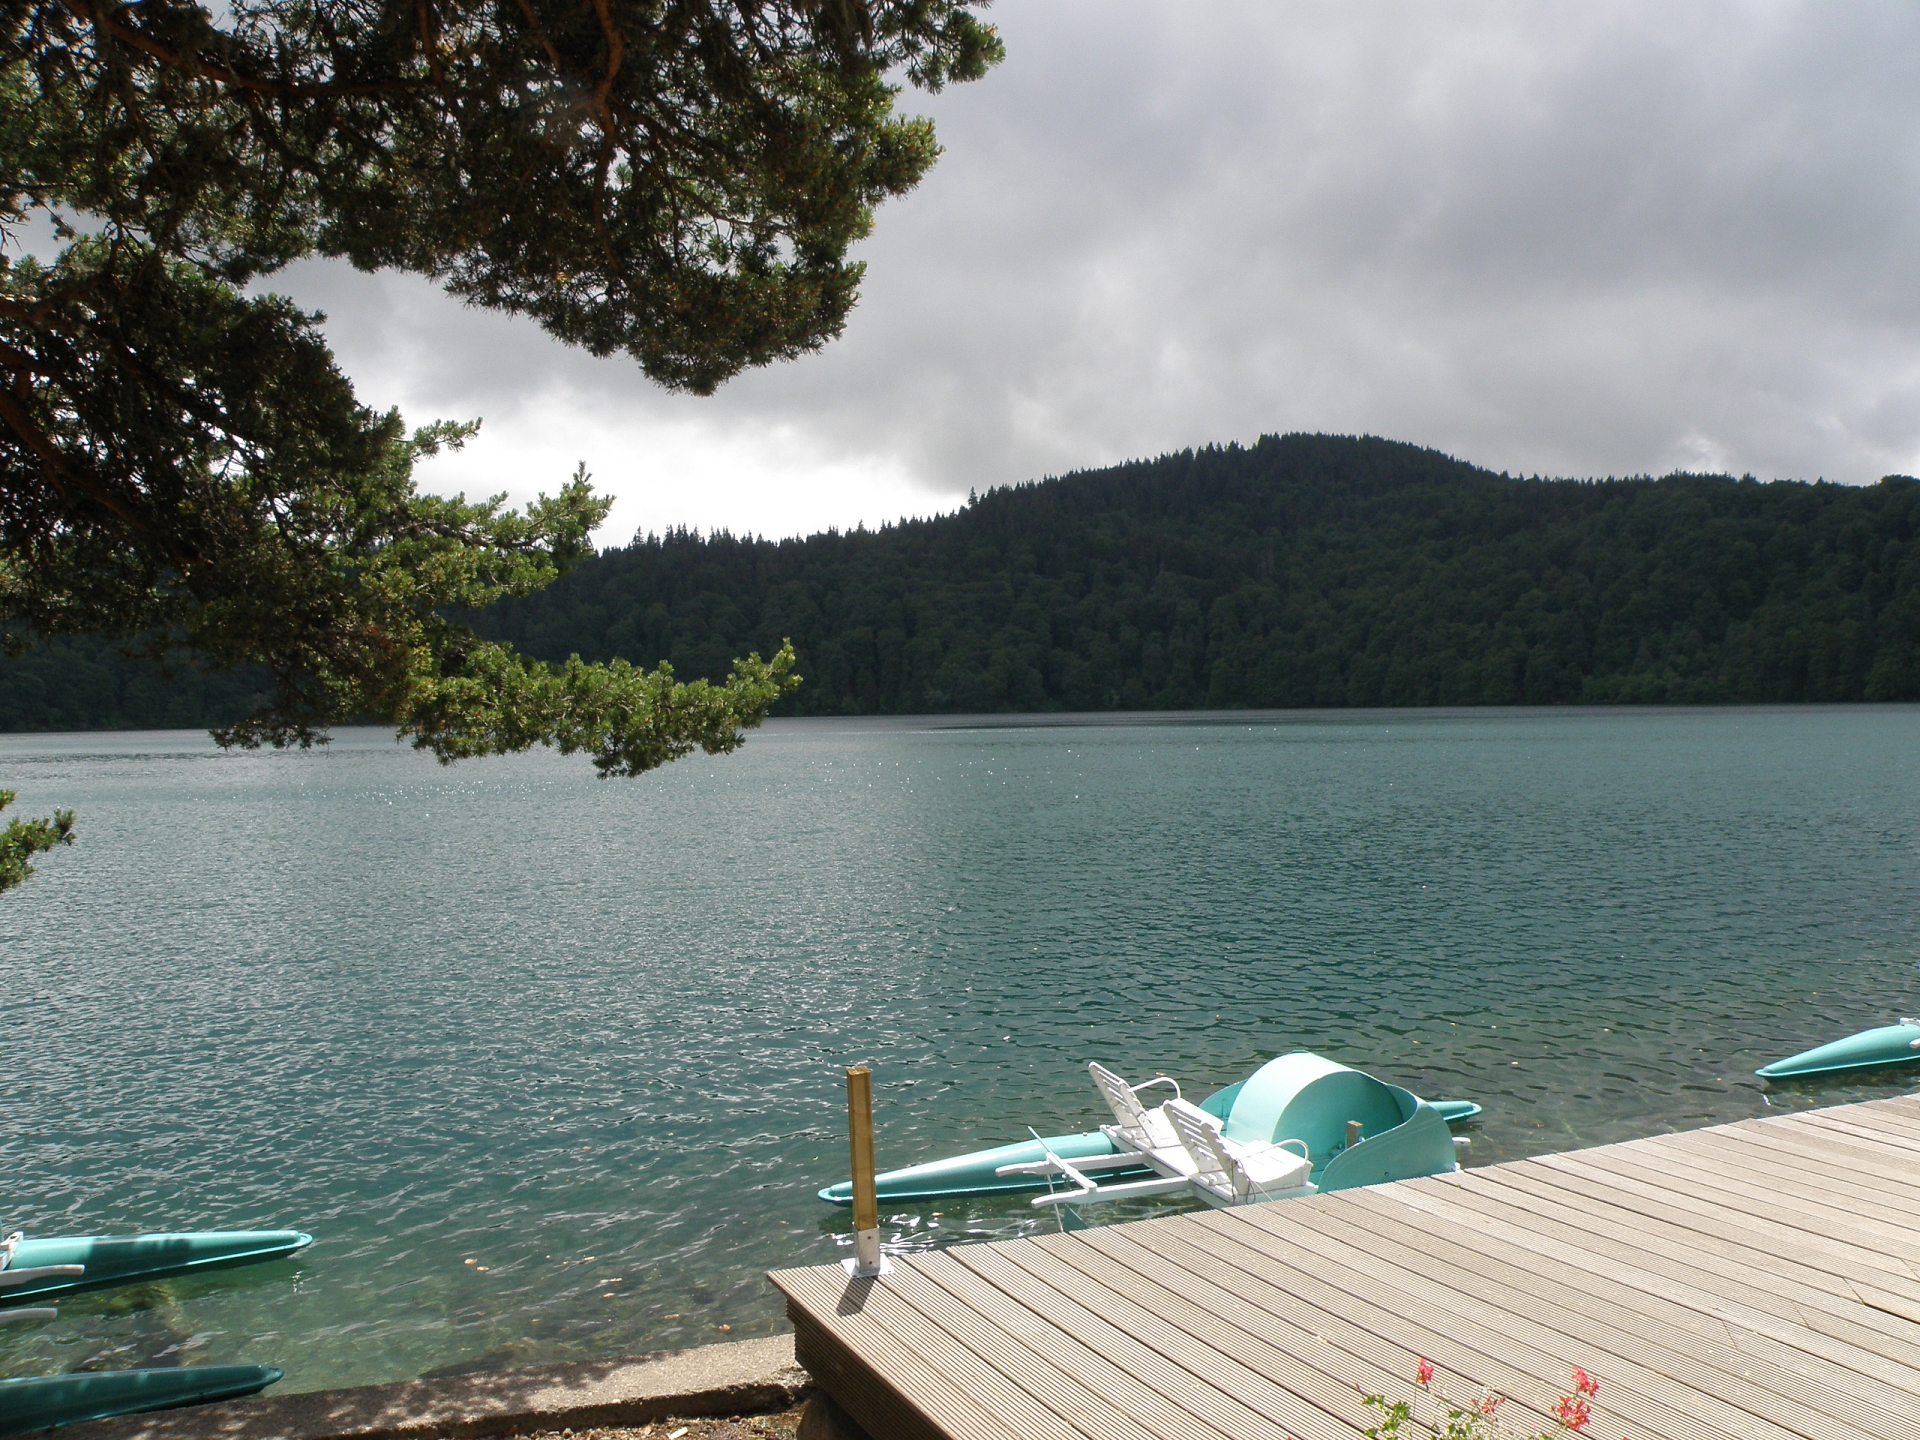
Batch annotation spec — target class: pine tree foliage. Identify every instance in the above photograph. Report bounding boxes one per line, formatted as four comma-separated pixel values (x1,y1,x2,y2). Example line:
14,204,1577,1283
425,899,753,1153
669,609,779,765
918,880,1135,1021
0,788,72,891
0,0,1002,769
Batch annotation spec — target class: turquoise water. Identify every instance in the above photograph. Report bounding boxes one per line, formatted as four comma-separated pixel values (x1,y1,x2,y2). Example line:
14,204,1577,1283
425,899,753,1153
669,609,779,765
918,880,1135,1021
3,707,1920,1392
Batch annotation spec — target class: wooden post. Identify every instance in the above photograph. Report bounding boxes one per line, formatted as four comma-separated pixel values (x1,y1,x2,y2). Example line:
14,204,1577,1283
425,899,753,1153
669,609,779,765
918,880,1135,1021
1347,1119,1362,1150
845,1065,887,1277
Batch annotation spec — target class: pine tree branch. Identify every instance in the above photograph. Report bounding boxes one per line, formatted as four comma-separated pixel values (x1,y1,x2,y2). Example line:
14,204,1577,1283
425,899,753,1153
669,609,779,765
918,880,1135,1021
56,0,428,99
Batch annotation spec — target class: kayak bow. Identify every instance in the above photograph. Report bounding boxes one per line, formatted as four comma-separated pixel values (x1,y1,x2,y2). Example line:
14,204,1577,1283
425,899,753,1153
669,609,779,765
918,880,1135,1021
0,1365,282,1436
0,1232,313,1306
1756,1019,1920,1079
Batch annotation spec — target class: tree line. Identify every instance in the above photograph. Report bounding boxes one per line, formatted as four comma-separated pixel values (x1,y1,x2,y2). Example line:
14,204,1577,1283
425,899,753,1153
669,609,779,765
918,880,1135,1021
10,432,1920,729
471,433,1920,712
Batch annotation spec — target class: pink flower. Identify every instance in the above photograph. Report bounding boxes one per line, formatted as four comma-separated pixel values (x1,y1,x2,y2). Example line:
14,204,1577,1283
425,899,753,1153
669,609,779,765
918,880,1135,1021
1478,1394,1506,1418
1571,1366,1599,1399
1416,1358,1434,1387
1554,1394,1593,1431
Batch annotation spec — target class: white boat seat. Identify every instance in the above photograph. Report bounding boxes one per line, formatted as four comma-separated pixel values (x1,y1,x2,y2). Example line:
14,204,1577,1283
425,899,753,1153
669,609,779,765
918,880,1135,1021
1089,1061,1184,1156
1163,1097,1315,1207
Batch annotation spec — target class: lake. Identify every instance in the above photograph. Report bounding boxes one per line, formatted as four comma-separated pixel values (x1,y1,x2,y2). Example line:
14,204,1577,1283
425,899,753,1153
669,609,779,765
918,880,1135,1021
2,707,1918,1392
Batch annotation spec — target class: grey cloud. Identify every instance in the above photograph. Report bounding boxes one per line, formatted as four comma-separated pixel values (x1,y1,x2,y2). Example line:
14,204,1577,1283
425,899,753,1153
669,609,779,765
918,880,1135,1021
268,0,1920,537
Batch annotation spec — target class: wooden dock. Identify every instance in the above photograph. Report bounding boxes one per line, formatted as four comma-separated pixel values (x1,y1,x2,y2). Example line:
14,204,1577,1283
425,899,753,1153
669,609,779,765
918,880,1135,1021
769,1095,1920,1440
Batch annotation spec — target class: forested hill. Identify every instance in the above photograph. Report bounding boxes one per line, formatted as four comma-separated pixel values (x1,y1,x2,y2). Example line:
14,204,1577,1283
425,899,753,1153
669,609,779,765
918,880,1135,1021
8,432,1920,732
468,433,1920,714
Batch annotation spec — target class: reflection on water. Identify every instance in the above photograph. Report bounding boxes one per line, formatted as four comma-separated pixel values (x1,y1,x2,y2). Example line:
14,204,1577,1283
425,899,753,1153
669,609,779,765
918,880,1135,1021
2,707,1918,1391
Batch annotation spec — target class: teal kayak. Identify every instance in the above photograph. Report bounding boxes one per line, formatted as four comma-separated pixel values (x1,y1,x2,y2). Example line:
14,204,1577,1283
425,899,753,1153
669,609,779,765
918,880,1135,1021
819,1054,1481,1206
1756,1020,1920,1079
0,1232,312,1306
0,1365,282,1436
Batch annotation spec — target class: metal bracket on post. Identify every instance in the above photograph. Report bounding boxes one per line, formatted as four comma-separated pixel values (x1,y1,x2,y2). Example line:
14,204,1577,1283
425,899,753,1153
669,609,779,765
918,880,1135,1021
842,1064,892,1278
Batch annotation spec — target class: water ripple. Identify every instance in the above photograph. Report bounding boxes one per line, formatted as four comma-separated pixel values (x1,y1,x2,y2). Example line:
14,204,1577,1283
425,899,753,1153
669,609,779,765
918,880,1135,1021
2,708,1919,1389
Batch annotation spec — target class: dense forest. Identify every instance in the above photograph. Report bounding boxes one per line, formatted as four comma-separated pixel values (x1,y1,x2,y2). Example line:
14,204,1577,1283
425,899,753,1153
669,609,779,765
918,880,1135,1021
470,434,1920,713
0,636,263,734
8,432,1920,729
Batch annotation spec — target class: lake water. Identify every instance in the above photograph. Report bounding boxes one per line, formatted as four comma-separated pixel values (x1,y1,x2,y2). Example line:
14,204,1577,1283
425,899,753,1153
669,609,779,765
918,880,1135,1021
3,707,1920,1393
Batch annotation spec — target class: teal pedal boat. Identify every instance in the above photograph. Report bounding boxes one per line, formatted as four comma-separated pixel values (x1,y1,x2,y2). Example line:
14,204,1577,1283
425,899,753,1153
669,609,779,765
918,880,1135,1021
0,1231,313,1306
820,1052,1478,1209
1756,1018,1920,1079
0,1364,282,1436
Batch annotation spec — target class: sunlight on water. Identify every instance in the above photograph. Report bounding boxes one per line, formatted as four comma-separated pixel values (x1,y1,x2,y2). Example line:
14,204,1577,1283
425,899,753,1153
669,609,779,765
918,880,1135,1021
2,707,1918,1391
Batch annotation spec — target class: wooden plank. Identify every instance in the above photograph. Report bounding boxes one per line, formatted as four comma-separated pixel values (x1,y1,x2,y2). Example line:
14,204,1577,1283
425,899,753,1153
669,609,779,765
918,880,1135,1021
1849,1279,1920,1330
975,1244,1351,1440
1518,1150,1920,1289
1432,1165,1898,1334
874,1254,1173,1440
1264,1190,1743,1359
1783,1103,1920,1139
782,1263,1083,1440
1468,1164,1868,1306
1594,1131,1908,1224
787,1307,957,1440
1071,1228,1533,1421
1691,1119,1920,1194
1733,1115,1920,1170
1651,1128,1920,1205
1510,1153,1920,1360
1594,1137,1920,1250
1790,1117,1920,1160
1118,1207,1717,1440
1024,1228,1454,1438
1366,1177,1920,1428
1485,1155,1920,1299
1655,1127,1920,1223
1797,1104,1920,1144
773,1101,1920,1440
1844,1095,1920,1124
771,1265,1020,1440
1392,1173,1845,1340
1467,1163,1920,1370
1078,1221,1623,1439
949,1238,1325,1440
1761,1114,1920,1171
1203,1205,1808,1440
909,1247,1237,1440
1231,1198,1870,1440
1331,1184,1903,1440
1534,1149,1920,1275
1697,1113,1920,1175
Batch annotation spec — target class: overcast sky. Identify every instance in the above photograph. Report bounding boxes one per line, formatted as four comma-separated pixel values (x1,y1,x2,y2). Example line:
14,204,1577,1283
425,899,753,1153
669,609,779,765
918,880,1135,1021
269,1,1920,547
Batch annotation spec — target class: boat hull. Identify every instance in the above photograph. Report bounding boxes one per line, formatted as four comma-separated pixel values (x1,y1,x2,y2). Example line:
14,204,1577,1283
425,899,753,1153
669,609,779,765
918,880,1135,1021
0,1365,282,1436
0,1232,313,1305
1756,1022,1920,1079
818,1132,1144,1205
818,1059,1481,1207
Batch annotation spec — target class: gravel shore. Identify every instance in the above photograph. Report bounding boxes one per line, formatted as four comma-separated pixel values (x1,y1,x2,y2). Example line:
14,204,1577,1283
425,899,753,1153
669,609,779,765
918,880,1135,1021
519,1412,805,1440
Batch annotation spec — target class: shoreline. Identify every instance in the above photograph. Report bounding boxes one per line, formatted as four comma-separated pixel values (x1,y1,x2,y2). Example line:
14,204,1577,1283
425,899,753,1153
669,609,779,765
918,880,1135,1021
56,1337,811,1440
